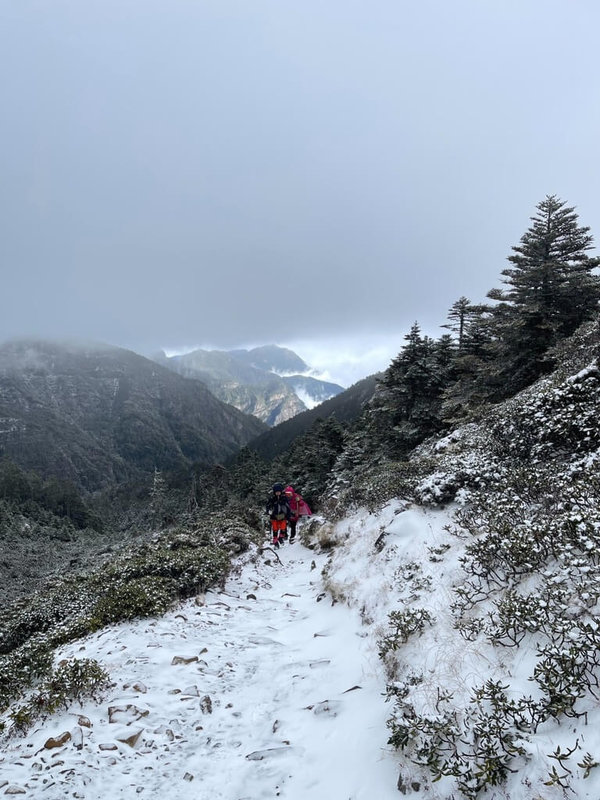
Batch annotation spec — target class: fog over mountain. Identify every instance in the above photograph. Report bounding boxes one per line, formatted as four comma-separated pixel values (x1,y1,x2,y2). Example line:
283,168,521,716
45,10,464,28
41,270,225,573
0,338,266,492
156,344,345,426
2,3,599,364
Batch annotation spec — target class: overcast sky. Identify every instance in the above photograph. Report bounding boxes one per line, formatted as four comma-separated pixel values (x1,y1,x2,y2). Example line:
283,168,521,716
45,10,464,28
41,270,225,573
2,0,600,384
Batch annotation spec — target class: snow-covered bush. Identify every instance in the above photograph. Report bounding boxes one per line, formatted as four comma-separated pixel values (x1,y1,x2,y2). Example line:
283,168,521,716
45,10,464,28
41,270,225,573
490,360,599,461
0,512,257,734
379,608,434,679
8,657,110,735
387,678,529,799
380,323,600,797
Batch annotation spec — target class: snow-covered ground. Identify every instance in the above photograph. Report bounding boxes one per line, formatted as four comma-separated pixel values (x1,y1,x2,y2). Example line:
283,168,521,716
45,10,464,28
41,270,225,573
3,500,600,799
0,518,403,799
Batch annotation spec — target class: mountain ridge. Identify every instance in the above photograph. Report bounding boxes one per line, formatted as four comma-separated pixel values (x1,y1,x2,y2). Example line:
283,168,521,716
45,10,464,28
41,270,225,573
0,338,267,493
155,344,344,426
248,372,380,461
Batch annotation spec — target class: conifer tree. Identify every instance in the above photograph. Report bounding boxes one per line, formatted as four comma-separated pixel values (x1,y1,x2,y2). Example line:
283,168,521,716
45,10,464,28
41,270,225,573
150,467,168,523
440,303,497,421
0,461,30,502
187,473,199,513
486,195,600,394
442,297,476,349
277,415,345,506
228,446,267,502
433,334,457,379
364,323,452,458
194,464,228,512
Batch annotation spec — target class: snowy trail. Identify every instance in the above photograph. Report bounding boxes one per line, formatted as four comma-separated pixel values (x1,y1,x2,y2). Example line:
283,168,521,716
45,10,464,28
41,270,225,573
0,542,400,799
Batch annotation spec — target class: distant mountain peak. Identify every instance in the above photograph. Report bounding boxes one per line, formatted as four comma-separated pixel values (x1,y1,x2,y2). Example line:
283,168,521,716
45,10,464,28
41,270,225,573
229,345,310,375
157,344,344,426
0,338,266,493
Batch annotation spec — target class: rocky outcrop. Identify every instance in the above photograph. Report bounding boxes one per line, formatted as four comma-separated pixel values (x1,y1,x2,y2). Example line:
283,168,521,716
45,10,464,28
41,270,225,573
156,345,344,426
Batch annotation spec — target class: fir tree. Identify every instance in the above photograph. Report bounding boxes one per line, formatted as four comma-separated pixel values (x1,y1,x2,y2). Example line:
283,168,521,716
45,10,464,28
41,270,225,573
442,297,477,349
486,195,600,395
228,447,268,502
150,467,169,524
277,415,345,506
187,473,199,513
440,304,497,421
364,323,452,459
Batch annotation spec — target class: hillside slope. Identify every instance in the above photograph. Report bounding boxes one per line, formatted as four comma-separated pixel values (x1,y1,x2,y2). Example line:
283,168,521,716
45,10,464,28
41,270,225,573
0,339,266,492
320,316,600,797
249,372,379,460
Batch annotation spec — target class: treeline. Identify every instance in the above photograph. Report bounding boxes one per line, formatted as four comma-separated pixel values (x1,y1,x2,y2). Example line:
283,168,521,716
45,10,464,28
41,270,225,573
0,460,102,531
359,195,600,460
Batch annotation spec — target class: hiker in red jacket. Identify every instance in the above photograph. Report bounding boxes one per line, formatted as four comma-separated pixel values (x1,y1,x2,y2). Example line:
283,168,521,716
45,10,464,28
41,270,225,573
284,485,311,543
266,483,292,548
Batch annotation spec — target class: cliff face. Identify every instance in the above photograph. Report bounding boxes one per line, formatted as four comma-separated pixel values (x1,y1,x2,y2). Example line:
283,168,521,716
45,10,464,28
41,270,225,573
156,345,343,426
0,339,267,492
222,382,306,426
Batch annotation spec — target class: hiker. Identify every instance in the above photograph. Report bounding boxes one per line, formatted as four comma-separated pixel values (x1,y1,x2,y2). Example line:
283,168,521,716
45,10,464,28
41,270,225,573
265,483,292,548
284,485,311,543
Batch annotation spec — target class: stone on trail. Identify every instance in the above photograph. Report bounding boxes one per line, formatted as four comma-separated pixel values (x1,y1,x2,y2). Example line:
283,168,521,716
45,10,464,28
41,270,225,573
44,731,71,749
245,746,293,761
115,727,144,748
171,655,199,665
108,704,149,724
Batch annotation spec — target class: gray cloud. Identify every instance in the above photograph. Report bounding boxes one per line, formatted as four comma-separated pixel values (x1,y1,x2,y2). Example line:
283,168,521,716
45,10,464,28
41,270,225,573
2,1,599,374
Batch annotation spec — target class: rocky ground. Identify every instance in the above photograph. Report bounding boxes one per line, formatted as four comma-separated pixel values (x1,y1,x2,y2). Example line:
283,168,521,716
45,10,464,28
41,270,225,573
0,539,399,799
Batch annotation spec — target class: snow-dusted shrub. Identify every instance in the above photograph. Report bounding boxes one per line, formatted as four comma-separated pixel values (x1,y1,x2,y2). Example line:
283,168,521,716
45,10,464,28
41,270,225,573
414,470,461,504
0,638,54,715
379,609,434,659
489,361,599,461
7,657,110,736
460,525,548,584
99,543,230,598
330,460,421,515
393,561,432,595
485,588,565,647
90,576,174,626
412,442,505,506
0,512,254,729
387,679,528,800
